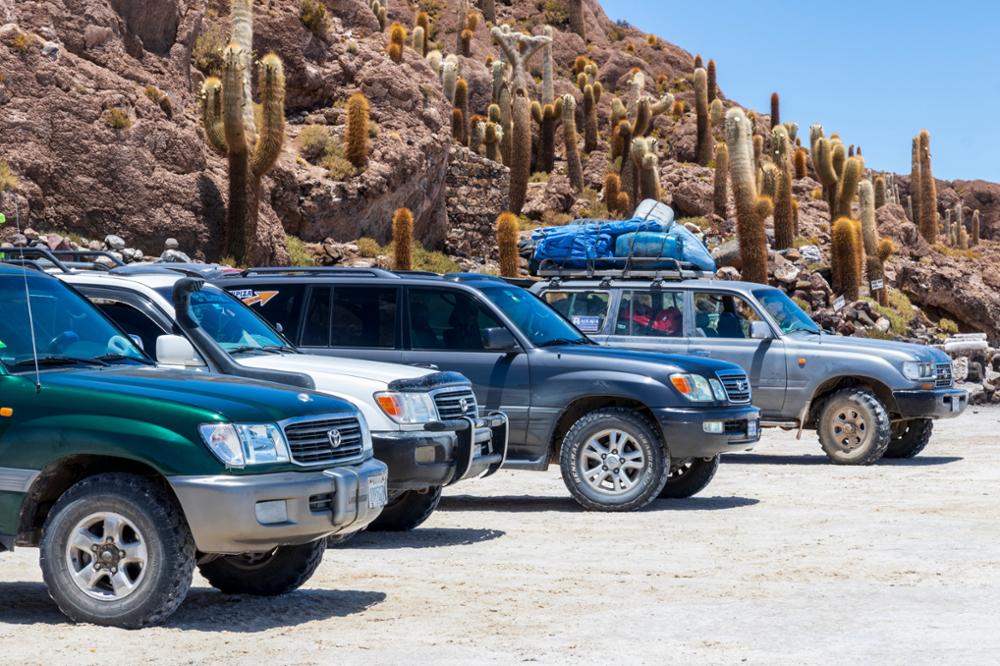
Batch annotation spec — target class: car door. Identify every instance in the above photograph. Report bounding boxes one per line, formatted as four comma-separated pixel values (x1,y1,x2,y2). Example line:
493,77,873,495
401,286,532,449
689,290,787,415
602,287,691,356
76,287,181,362
298,284,404,364
538,288,613,342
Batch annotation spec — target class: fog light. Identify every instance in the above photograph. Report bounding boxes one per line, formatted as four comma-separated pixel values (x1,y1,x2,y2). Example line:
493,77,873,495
414,445,436,463
702,421,724,434
255,500,289,525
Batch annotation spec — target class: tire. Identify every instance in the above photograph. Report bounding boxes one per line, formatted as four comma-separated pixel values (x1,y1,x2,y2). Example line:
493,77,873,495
816,388,891,465
658,455,720,499
559,407,668,512
198,540,325,596
39,473,196,629
366,486,443,532
884,418,933,459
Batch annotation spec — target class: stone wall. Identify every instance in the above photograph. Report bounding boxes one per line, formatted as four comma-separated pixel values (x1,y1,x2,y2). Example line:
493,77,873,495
444,146,509,261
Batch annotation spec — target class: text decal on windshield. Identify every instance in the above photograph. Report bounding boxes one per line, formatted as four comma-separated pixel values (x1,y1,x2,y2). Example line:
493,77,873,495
230,289,279,307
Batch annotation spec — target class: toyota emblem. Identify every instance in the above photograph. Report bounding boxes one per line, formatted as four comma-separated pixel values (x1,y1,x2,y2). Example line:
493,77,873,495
737,380,748,392
328,428,342,448
458,397,469,413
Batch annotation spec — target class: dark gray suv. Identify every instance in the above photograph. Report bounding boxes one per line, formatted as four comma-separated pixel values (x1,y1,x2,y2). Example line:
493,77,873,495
213,268,761,512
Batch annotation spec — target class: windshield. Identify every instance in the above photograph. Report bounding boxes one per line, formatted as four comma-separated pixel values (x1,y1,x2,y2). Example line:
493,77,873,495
155,286,291,354
0,273,146,370
753,288,821,334
479,285,590,347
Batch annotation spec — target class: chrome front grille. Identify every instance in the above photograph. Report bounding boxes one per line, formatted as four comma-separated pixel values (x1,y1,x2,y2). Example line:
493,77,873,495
717,371,752,403
433,387,479,420
282,414,364,466
936,363,953,388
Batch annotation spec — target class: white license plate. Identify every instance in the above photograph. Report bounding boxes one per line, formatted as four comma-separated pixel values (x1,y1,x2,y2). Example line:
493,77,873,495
747,420,759,438
367,474,388,509
951,398,962,413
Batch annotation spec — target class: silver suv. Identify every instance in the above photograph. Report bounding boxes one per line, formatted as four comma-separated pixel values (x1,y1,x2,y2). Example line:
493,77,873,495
532,273,968,465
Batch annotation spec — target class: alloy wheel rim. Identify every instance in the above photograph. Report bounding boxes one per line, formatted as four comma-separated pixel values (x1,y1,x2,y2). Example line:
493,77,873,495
829,405,870,452
65,511,147,601
579,428,646,495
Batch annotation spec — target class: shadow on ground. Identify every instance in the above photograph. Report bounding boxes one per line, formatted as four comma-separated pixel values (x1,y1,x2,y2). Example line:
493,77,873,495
725,454,963,466
439,494,759,512
345,527,505,549
0,582,385,631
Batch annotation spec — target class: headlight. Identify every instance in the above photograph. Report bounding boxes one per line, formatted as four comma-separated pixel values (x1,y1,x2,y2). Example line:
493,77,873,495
709,378,727,401
198,422,290,468
902,361,935,381
374,391,438,424
670,373,717,402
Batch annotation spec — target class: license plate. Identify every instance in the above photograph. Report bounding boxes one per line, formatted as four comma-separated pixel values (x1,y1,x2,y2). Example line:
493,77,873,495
950,398,962,413
367,474,387,509
747,419,759,439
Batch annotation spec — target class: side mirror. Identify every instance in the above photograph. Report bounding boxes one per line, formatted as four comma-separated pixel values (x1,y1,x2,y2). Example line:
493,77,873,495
482,327,518,352
156,335,206,367
750,321,772,340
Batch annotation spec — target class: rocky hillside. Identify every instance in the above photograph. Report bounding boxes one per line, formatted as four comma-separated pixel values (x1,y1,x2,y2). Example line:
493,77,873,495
0,0,998,353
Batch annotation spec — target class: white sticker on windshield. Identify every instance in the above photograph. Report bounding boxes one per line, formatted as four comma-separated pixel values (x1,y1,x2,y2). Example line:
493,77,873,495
573,315,601,333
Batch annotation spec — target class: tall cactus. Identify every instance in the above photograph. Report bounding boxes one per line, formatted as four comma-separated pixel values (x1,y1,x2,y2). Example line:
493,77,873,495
412,26,426,59
541,26,555,105
706,58,717,103
496,211,520,277
631,137,660,201
582,81,602,153
454,77,470,146
831,217,861,300
562,94,583,194
604,172,629,218
392,208,413,270
532,98,561,173
771,126,794,249
769,92,780,128
972,210,981,246
387,22,406,63
874,175,887,208
345,91,369,169
833,156,863,219
910,135,922,230
568,0,585,40
725,108,772,284
694,67,712,165
917,130,937,243
793,147,807,180
713,141,729,218
199,0,286,263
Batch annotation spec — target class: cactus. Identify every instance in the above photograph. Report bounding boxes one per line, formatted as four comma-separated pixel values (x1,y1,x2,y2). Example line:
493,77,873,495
371,0,387,30
831,217,861,300
604,172,630,218
942,208,952,244
709,98,724,129
387,22,406,63
426,49,442,73
345,91,369,169
906,195,913,222
610,97,628,136
833,156,863,219
783,122,798,145
694,54,703,69
725,108,772,284
541,26,555,105
706,58,717,103
713,141,729,218
972,210,981,246
759,162,778,199
752,134,763,173
459,10,478,57
532,98,561,173
199,0,286,263
770,92,780,128
508,92,532,213
480,119,502,161
451,108,464,142
910,136,922,230
694,67,712,165
859,180,878,257
671,99,685,120
415,11,431,44
496,211,521,276
793,147,807,179
454,77,470,146
392,207,413,270
442,55,458,105
568,0,585,39
583,82,602,153
874,175,887,208
771,126,794,249
917,130,937,243
562,94,583,194
631,137,660,201
490,26,549,93
412,26,426,59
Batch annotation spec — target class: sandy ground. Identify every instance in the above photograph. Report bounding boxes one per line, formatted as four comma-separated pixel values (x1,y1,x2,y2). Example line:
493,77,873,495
2,408,999,665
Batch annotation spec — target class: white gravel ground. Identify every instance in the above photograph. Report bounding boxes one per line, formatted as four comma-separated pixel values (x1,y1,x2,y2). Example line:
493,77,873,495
1,407,998,665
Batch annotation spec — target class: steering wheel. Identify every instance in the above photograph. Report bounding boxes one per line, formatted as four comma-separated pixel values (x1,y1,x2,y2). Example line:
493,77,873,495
107,335,133,357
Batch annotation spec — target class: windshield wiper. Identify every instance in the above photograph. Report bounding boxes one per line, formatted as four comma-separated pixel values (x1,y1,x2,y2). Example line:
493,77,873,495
227,345,289,355
95,353,155,365
539,337,592,347
11,355,108,368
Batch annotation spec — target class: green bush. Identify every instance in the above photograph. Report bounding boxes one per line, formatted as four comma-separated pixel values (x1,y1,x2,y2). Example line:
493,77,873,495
354,237,459,273
938,318,959,334
300,0,331,38
298,125,332,162
0,161,17,192
103,108,132,129
192,26,225,74
286,234,317,266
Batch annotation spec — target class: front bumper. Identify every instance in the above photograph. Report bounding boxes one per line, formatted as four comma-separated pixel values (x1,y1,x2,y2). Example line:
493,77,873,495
168,456,388,554
372,412,508,491
893,387,968,419
653,404,761,458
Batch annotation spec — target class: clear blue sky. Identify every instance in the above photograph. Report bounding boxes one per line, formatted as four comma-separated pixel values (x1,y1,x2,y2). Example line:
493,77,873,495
608,1,999,183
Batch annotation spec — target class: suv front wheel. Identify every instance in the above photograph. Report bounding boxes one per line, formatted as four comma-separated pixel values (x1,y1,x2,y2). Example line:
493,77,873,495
560,408,668,511
816,388,891,465
884,418,933,458
658,455,720,499
198,540,325,596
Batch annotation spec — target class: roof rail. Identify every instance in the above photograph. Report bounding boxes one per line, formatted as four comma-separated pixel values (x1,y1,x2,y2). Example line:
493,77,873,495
393,270,442,278
535,256,706,281
0,246,72,273
444,272,506,282
237,266,400,279
108,262,231,279
48,250,125,267
0,258,49,273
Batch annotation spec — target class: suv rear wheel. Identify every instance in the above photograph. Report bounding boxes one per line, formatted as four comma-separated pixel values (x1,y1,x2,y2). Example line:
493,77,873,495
39,473,196,628
816,388,891,465
658,455,720,499
884,418,933,458
198,540,325,596
560,408,668,511
367,486,442,532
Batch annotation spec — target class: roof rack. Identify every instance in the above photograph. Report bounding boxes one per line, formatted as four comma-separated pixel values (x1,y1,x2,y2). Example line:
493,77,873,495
236,266,400,279
108,262,232,279
0,258,49,273
536,257,705,282
0,246,73,273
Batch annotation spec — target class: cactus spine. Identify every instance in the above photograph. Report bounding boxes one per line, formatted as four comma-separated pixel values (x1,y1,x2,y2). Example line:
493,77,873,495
725,108,772,284
917,130,937,243
694,67,712,165
831,217,862,300
392,208,413,270
713,141,729,218
562,94,584,194
496,211,520,277
199,0,285,263
345,91,369,169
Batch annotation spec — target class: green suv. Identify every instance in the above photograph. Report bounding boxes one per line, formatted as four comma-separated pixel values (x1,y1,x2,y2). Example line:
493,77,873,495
0,265,388,627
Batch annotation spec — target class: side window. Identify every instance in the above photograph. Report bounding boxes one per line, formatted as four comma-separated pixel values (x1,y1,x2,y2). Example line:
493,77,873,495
408,288,503,351
542,290,611,334
230,285,306,343
693,292,761,339
301,287,331,347
91,300,169,360
614,290,685,337
331,286,398,348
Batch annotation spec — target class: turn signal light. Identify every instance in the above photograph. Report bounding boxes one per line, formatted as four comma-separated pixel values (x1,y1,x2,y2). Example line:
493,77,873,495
0,407,11,417
920,382,934,390
670,375,692,394
376,394,402,417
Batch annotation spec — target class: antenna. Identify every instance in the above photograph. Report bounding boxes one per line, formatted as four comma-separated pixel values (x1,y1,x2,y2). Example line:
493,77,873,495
9,202,41,392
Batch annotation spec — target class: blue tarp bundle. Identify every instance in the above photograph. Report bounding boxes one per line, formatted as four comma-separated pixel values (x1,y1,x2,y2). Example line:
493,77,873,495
530,203,716,273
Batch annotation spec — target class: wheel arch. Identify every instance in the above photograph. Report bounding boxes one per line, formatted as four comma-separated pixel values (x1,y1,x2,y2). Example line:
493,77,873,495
547,395,658,464
805,375,897,428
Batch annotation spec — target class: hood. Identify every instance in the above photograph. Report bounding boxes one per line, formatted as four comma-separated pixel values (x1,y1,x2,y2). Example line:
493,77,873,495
236,353,431,386
39,366,357,423
544,344,746,378
793,332,948,363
